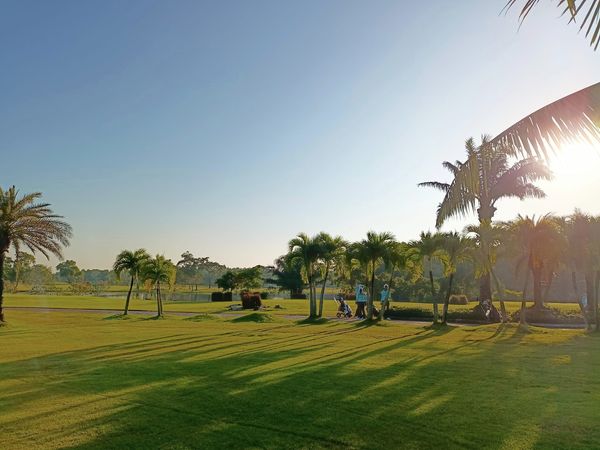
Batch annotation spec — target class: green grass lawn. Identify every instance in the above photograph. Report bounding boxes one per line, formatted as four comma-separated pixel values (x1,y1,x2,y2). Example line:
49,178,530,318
3,293,583,318
1,310,600,449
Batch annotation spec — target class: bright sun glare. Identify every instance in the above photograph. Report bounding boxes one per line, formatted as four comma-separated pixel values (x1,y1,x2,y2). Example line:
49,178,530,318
548,141,600,183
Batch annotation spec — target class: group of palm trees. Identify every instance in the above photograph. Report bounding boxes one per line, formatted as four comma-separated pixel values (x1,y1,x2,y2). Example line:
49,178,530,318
113,250,176,317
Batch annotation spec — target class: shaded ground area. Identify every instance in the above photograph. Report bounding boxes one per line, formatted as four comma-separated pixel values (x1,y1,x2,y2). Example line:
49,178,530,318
1,311,600,449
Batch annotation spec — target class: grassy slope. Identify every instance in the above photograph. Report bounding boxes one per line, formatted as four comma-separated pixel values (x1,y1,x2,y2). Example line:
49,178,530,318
1,311,600,449
3,294,582,317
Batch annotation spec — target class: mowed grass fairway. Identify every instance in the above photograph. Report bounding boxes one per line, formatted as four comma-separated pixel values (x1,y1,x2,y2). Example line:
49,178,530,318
2,311,600,449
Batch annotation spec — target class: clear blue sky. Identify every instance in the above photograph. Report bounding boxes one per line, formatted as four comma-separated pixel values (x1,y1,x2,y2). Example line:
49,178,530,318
2,0,599,269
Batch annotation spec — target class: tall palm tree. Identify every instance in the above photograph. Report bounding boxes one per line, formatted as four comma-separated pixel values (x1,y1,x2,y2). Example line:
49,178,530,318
0,186,72,322
141,255,175,317
506,215,565,311
113,249,150,316
438,232,472,324
420,136,551,301
351,232,396,320
315,233,347,318
505,0,600,50
561,211,600,329
288,233,322,318
379,242,419,319
410,231,445,322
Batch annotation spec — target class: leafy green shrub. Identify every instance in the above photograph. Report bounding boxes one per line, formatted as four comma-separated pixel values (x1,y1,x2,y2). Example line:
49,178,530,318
223,292,233,302
260,292,269,299
211,292,224,302
240,291,262,310
511,307,584,324
449,294,469,305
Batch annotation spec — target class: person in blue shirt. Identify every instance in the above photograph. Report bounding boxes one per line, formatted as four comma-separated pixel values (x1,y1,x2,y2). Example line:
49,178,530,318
379,284,390,319
355,284,367,319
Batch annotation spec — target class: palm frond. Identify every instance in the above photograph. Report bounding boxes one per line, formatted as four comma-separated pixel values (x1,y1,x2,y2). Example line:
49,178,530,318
492,82,600,158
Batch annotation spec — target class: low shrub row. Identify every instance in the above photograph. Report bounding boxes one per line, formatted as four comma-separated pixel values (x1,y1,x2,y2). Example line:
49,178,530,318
211,292,233,302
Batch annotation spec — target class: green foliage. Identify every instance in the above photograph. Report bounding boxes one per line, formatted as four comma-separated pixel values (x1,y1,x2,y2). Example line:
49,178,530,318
56,260,82,283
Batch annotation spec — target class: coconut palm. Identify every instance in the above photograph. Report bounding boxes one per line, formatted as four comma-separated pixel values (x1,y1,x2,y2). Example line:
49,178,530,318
315,233,347,318
113,249,150,316
506,215,565,311
288,233,322,318
0,186,72,322
379,242,419,319
561,211,600,329
351,232,396,320
505,1,600,50
420,137,551,301
141,255,175,317
409,231,445,322
438,232,472,324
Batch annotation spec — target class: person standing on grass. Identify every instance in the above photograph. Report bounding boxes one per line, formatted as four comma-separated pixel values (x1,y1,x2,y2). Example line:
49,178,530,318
355,284,367,319
379,284,390,319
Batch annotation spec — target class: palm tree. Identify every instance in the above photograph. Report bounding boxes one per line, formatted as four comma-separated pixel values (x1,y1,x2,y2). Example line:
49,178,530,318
141,255,175,317
410,231,445,322
506,215,565,311
379,242,419,319
561,211,600,329
0,186,72,322
352,232,397,320
420,136,551,301
505,1,600,50
438,232,472,324
315,233,347,318
113,249,150,316
288,233,322,318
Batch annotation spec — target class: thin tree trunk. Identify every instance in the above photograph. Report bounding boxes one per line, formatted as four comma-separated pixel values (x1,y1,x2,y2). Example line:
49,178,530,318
520,269,530,327
442,273,454,324
318,262,330,318
0,252,5,323
533,269,543,309
368,271,373,320
429,267,438,323
124,276,134,315
572,271,590,330
490,268,506,320
156,281,162,316
594,270,600,331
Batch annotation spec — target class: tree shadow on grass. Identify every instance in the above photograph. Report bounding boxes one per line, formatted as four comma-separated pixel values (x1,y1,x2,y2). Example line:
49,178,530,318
2,321,598,449
296,317,330,325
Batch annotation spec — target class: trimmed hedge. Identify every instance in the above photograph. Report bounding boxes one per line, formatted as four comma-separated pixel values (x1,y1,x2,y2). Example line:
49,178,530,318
511,306,585,325
211,291,234,302
260,292,269,300
290,293,307,299
449,295,469,305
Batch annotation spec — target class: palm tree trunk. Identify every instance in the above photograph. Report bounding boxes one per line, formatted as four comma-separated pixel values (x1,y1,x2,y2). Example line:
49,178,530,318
0,252,5,323
368,261,375,320
318,262,330,317
542,271,555,303
520,269,530,327
442,273,454,324
594,270,600,331
428,266,438,323
156,281,162,317
572,271,590,330
479,272,492,302
124,276,134,315
533,269,543,309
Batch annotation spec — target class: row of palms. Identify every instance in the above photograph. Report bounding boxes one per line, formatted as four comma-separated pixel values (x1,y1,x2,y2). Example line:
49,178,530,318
113,250,176,317
285,230,466,323
286,208,600,326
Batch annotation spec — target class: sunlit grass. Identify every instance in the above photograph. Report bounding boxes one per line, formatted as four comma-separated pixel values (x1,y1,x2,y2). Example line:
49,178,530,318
4,293,583,318
1,310,599,449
